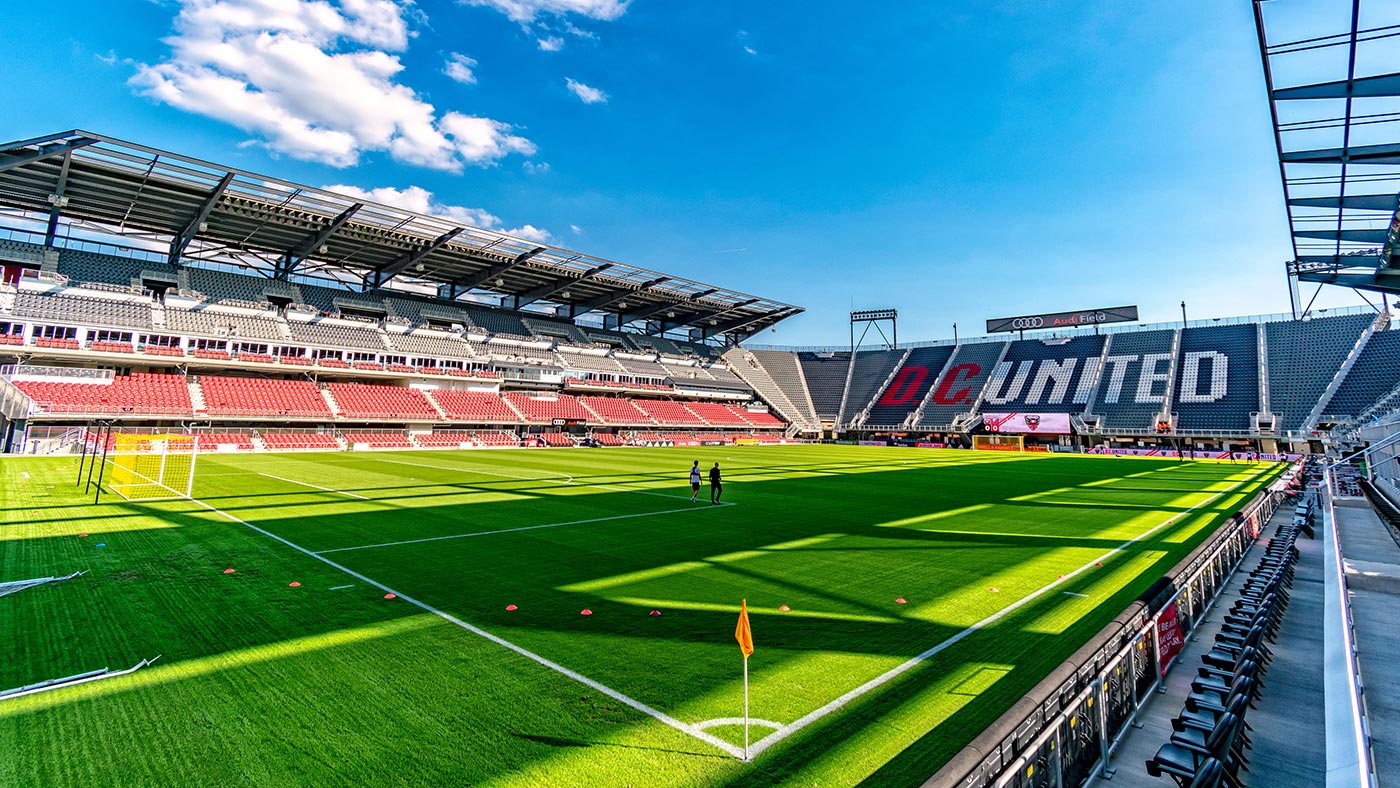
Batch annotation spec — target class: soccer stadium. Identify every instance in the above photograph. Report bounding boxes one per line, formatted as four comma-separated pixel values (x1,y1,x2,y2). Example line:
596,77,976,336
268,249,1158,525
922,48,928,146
1,2,1398,788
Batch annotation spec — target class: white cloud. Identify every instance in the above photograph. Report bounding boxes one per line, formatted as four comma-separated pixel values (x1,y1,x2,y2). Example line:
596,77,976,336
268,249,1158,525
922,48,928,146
522,160,550,175
132,0,535,170
464,0,627,24
537,35,564,51
743,46,757,56
569,224,582,235
443,52,478,84
324,183,550,241
565,77,606,104
563,20,597,40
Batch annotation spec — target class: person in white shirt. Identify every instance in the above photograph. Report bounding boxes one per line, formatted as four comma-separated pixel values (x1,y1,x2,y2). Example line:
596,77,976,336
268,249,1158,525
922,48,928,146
689,460,701,502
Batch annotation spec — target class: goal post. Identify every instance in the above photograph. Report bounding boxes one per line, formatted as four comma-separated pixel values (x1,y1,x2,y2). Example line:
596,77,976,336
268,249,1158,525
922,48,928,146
972,434,1025,452
105,433,198,501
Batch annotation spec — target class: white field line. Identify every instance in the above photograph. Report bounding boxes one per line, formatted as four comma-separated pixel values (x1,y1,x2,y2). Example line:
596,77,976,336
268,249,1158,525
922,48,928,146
329,584,354,590
739,464,1274,758
370,456,716,505
317,504,728,554
256,472,370,500
171,490,746,759
695,717,784,731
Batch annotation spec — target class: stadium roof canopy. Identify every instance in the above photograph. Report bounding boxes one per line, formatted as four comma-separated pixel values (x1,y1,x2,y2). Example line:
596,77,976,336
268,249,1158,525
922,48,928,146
1254,0,1400,308
0,130,802,343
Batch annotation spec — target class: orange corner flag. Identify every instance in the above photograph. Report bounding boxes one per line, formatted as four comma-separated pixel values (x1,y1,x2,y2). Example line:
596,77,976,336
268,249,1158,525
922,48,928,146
736,599,755,658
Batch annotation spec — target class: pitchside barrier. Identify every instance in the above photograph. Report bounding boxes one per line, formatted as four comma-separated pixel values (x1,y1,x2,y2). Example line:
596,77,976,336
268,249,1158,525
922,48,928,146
923,463,1296,788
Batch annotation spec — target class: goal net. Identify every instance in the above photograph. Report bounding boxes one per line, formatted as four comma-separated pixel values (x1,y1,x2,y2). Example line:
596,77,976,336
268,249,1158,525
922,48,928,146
972,434,1024,452
105,434,198,501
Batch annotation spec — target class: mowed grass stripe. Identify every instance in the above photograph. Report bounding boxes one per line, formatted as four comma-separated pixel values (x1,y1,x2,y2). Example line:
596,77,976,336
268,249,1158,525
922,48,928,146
0,447,1283,787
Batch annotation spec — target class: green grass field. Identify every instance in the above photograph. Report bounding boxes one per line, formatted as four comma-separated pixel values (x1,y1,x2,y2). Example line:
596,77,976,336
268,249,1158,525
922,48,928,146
0,445,1281,787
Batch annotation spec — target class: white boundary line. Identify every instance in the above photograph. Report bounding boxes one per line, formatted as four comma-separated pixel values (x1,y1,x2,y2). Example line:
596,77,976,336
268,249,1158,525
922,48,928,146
173,490,747,759
317,504,725,554
256,472,371,500
695,717,784,731
738,464,1275,758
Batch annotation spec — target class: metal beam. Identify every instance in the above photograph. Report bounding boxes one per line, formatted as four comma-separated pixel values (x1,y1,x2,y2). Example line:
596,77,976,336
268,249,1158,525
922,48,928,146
368,227,463,288
168,172,234,265
1288,194,1400,211
1294,229,1390,243
510,264,612,309
0,136,99,174
619,289,719,325
447,246,547,299
43,151,75,246
702,308,799,339
277,202,363,279
1273,72,1400,101
1281,142,1400,166
661,298,761,333
566,277,669,318
1295,254,1383,268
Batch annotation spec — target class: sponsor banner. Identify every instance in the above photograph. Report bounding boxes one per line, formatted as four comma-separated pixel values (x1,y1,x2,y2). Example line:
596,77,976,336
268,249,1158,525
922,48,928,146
835,440,857,445
983,412,1071,434
986,305,1138,334
859,439,890,447
1157,603,1186,676
735,438,759,446
1026,445,1050,453
914,442,946,449
1083,447,1302,462
700,440,725,447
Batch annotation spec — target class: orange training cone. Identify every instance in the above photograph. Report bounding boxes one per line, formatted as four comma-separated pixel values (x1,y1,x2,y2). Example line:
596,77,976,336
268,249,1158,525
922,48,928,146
778,604,791,611
895,598,907,604
384,593,396,599
223,568,235,574
288,582,301,588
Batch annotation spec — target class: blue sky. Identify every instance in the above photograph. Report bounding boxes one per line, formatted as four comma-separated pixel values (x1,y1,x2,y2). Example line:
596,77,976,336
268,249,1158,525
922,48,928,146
0,0,1376,345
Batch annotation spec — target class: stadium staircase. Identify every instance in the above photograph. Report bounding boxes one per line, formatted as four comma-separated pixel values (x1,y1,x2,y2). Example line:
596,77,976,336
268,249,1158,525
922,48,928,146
319,385,342,417
1158,328,1183,430
953,341,1011,430
749,349,820,428
723,349,813,430
1254,323,1274,433
845,348,909,429
187,379,207,415
149,297,166,328
834,350,859,427
1076,333,1116,430
1303,311,1388,432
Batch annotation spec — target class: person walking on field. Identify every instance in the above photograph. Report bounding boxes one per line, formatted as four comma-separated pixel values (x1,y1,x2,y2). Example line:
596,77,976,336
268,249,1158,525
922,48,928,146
690,460,702,503
709,462,723,505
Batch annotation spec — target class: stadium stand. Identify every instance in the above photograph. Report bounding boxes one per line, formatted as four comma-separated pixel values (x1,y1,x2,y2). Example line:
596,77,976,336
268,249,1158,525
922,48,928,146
414,432,477,448
864,345,955,427
578,396,653,424
260,432,342,451
473,431,520,446
1172,324,1260,432
56,247,174,288
183,267,271,306
165,306,284,340
796,351,851,421
727,349,814,428
15,372,192,415
537,432,574,447
327,383,439,420
914,342,1007,428
343,432,414,449
13,291,152,329
1320,328,1400,421
288,319,386,350
462,305,530,336
981,335,1105,413
634,399,707,426
383,330,474,359
590,432,626,446
194,433,255,450
737,407,785,428
503,392,592,422
684,401,753,427
842,349,906,423
198,376,334,418
428,390,520,422
1265,313,1375,431
747,349,819,425
1089,329,1177,431
557,350,626,374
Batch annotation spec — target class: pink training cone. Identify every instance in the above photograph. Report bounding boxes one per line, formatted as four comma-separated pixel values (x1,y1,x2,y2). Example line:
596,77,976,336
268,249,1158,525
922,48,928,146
649,610,661,617
580,609,593,616
778,604,791,611
223,568,235,574
78,533,87,538
288,582,301,588
505,604,518,611
1095,562,1103,567
384,593,396,599
895,598,907,604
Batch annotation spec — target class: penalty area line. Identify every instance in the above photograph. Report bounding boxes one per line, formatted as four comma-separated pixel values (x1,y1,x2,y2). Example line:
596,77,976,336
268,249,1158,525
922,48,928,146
740,464,1276,759
172,490,746,759
255,472,370,500
316,503,730,554
369,456,712,504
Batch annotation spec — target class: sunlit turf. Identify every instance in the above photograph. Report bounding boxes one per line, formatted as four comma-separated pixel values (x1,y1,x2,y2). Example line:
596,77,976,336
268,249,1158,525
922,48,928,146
0,445,1281,787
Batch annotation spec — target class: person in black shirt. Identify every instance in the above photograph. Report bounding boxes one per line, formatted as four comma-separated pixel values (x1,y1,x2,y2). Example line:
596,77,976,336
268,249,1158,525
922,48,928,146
709,462,723,505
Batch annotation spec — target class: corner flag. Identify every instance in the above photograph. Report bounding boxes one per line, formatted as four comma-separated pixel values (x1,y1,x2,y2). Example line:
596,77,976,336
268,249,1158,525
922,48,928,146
736,598,754,658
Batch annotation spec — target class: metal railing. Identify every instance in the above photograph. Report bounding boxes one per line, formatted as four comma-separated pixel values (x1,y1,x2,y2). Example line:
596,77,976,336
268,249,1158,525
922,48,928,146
925,465,1294,788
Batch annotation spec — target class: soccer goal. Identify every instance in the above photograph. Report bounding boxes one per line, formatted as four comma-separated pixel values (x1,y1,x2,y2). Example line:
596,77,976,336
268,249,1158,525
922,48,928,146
972,434,1024,452
105,433,198,501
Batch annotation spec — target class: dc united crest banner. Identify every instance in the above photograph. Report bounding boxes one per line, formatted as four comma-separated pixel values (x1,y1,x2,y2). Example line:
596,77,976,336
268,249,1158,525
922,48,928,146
982,412,1071,434
1156,603,1186,676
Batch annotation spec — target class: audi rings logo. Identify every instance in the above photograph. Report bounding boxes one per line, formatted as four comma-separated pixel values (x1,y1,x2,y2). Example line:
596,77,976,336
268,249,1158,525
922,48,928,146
1010,317,1044,329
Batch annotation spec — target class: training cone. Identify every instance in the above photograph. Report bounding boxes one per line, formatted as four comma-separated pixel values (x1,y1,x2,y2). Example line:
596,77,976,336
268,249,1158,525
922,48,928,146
223,568,236,574
649,609,661,617
1058,574,1065,579
96,543,105,547
78,533,87,538
384,593,396,599
989,587,1000,593
895,598,907,604
1095,562,1103,567
778,604,791,611
580,609,593,616
288,582,301,588
505,604,518,611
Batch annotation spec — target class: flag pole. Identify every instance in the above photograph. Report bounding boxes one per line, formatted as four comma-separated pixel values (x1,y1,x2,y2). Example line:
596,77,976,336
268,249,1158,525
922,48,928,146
743,653,750,761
